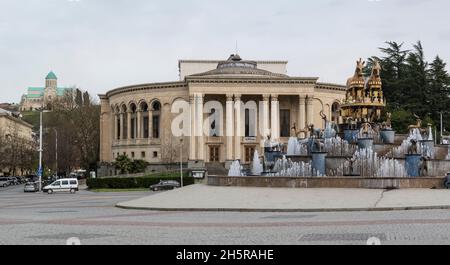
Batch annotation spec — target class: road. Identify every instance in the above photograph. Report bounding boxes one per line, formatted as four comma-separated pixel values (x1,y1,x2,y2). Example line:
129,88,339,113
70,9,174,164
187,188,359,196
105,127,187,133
0,185,450,245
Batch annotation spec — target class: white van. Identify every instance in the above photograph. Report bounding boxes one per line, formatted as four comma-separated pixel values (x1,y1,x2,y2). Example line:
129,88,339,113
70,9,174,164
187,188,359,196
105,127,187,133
43,178,79,194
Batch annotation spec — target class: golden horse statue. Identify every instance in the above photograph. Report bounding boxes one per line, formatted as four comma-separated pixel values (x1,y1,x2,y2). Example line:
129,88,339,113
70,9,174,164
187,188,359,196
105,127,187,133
408,114,422,133
346,58,365,87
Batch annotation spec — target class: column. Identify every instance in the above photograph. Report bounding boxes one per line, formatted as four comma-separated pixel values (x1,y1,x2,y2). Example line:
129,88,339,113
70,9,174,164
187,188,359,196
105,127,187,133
306,95,314,127
136,110,142,139
234,94,242,161
196,93,205,161
189,94,196,160
299,96,306,130
127,111,132,140
262,94,270,138
271,94,279,140
226,94,234,161
119,112,124,140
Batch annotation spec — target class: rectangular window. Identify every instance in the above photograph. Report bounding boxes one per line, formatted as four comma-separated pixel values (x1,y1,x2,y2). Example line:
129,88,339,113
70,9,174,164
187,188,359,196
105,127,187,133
70,180,77,185
245,108,256,137
143,117,149,138
153,151,158,158
141,152,146,158
152,115,160,138
117,118,121,140
131,152,135,159
209,146,220,162
245,146,255,163
280,110,291,138
131,117,135,139
245,109,250,137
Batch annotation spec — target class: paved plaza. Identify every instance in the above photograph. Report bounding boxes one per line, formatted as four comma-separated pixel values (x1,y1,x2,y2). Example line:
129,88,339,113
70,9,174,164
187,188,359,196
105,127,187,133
1,185,450,245
118,184,450,212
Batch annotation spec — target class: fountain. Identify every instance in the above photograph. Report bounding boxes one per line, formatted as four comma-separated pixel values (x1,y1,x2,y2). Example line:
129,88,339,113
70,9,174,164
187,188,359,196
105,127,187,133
211,59,450,189
357,122,374,150
270,156,316,177
380,112,396,144
228,160,244,177
389,128,423,157
251,150,263,176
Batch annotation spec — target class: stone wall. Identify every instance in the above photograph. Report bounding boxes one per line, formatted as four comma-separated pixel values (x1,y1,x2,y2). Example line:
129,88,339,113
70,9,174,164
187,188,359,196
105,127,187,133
208,176,446,189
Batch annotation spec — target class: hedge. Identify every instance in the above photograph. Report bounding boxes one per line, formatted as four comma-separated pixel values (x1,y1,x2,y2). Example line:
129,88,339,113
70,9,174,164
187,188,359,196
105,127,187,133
87,176,195,189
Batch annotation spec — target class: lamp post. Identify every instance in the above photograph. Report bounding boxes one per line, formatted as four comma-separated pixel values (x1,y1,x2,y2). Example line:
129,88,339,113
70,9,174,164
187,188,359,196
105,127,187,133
53,128,58,177
38,109,43,192
38,107,51,192
180,138,183,188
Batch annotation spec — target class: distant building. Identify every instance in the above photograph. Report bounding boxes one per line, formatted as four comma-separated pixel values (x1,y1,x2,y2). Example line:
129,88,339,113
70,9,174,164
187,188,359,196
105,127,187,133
20,72,74,111
0,108,35,176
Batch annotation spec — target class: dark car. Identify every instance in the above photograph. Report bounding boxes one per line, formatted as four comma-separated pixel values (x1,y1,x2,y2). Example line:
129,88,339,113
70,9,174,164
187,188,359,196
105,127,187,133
8,177,20,185
150,180,180,191
445,174,450,189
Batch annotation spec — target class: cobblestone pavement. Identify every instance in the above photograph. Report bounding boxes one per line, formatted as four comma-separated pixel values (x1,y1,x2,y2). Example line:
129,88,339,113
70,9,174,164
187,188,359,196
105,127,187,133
1,186,449,245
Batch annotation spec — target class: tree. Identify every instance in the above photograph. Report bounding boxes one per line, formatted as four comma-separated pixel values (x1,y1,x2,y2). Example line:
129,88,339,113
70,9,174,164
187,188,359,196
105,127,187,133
368,41,450,133
113,155,134,174
429,56,450,131
42,90,100,175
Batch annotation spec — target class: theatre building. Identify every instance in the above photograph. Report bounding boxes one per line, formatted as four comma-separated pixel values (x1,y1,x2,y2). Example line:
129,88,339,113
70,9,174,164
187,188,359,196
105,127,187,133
98,54,346,174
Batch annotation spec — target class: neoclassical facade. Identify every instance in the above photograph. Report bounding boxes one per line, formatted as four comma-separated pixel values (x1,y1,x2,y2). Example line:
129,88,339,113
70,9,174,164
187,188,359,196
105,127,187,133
99,55,346,169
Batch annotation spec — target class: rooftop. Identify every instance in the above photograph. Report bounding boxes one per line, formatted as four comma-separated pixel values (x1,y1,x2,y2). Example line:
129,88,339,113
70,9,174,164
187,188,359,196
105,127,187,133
189,54,289,78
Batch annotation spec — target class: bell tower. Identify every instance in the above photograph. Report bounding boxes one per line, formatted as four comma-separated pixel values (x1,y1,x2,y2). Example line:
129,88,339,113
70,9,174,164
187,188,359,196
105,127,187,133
44,71,58,108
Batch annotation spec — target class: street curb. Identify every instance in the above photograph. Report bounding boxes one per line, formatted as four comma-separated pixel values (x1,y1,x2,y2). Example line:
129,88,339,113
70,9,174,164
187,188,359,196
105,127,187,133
115,204,450,213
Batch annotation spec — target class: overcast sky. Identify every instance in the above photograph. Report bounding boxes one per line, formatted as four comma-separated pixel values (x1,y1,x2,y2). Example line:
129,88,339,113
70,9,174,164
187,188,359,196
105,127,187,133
1,0,449,103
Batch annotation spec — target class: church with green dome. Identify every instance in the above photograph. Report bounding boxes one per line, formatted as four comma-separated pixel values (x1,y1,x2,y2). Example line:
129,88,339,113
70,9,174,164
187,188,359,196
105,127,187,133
20,71,74,111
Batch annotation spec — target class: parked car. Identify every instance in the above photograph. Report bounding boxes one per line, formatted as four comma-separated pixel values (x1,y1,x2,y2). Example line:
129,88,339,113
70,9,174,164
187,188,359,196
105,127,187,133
150,180,180,191
0,178,9,187
24,182,39,193
8,177,20,185
445,174,450,189
43,179,79,194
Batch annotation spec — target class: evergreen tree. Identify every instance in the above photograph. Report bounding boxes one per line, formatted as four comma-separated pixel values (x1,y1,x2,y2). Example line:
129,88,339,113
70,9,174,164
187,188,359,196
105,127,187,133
377,41,409,109
429,56,450,131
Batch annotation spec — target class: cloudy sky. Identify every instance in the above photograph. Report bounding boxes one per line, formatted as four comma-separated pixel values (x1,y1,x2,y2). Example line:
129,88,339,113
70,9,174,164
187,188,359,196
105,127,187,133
1,0,449,103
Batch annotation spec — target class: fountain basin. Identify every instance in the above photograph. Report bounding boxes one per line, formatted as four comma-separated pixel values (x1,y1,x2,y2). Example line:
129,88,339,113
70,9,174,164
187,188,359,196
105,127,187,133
357,138,374,150
380,129,396,144
311,152,327,176
208,176,446,189
405,154,422,177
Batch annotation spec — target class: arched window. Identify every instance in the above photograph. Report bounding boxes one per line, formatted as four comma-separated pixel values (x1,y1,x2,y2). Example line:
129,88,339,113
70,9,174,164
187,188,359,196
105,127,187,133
140,102,149,139
130,103,137,139
152,101,161,139
121,104,128,139
332,102,341,124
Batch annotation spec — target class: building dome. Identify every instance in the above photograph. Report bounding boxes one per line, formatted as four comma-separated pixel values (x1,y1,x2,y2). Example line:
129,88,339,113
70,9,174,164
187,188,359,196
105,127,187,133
190,54,288,78
46,71,57,80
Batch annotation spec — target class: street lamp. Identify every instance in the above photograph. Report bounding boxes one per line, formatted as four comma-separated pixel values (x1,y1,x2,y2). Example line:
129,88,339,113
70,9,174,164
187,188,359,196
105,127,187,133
38,107,51,192
180,138,183,188
53,128,58,177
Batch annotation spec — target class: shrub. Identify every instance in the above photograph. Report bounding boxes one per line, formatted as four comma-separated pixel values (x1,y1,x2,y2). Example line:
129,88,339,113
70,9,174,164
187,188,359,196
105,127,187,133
87,175,194,189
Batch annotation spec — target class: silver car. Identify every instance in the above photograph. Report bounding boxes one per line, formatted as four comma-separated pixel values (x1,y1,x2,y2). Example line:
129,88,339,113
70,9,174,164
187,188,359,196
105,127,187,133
0,178,9,187
24,182,39,192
